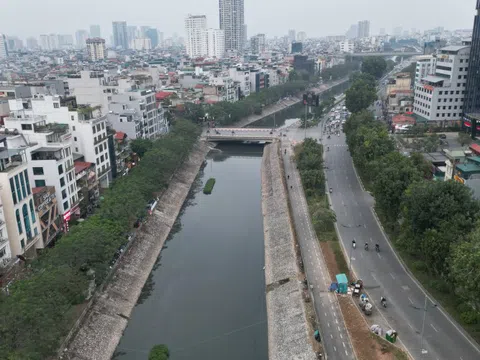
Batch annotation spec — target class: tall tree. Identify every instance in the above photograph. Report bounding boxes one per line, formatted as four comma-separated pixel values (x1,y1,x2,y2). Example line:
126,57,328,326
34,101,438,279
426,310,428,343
361,57,388,79
345,78,377,113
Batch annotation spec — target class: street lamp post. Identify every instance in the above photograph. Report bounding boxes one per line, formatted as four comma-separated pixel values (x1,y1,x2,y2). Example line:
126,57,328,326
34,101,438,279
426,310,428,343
304,103,308,139
420,294,437,358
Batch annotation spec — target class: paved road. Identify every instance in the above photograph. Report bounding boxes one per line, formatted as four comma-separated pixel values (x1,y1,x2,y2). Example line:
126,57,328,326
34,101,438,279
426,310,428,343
320,125,480,360
282,138,354,360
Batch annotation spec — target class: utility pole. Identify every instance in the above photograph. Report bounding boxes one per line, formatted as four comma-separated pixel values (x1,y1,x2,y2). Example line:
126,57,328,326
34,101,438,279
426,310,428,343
305,103,308,139
420,295,428,358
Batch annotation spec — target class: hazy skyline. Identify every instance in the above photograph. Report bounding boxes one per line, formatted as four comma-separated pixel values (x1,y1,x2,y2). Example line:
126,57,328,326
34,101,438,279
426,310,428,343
1,0,476,40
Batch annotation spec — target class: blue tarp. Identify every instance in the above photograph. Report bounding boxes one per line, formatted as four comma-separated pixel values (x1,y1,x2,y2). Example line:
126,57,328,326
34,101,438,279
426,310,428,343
336,273,348,294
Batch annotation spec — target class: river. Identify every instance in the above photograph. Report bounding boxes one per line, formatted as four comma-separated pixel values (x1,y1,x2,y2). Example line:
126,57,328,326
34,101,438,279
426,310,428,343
114,143,268,360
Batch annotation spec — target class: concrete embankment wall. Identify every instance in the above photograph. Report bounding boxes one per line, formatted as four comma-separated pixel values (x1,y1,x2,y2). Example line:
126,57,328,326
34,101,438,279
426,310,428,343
261,142,316,360
62,141,210,360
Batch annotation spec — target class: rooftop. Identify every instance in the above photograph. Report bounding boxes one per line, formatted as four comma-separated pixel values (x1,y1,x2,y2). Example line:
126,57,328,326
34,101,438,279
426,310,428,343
422,75,445,83
440,45,470,53
75,161,94,174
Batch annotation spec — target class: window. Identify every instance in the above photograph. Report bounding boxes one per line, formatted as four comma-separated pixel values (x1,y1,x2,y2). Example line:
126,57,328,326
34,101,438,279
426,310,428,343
62,189,67,199
22,204,31,240
72,126,75,131
437,106,441,110
54,103,60,108
448,106,452,110
460,59,464,63
453,113,457,117
92,126,96,134
71,115,75,121
75,147,79,152
96,124,101,132
458,75,462,79
14,175,22,202
439,91,443,95
105,153,108,160
448,113,451,117
454,106,458,109
456,91,460,94
16,209,22,234
20,239,25,249
58,164,64,175
443,106,446,110
99,144,102,152
96,158,99,165
35,180,46,187
63,201,69,210
100,155,104,163
101,122,105,129
457,83,461,87
460,68,463,71
450,91,454,95
33,167,44,175
29,199,35,224
21,124,32,130
436,113,440,117
95,147,98,155
74,136,77,141
24,170,30,195
442,113,445,117
10,178,17,205
60,177,65,187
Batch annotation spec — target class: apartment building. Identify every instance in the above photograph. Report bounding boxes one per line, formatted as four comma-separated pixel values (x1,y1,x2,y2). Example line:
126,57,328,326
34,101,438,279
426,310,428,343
413,45,470,125
74,161,99,218
415,55,437,84
0,138,42,258
228,67,251,98
339,40,354,53
250,69,270,93
86,38,106,61
32,186,62,247
0,197,11,267
185,15,207,57
204,73,239,103
108,89,168,139
206,29,225,58
5,99,79,220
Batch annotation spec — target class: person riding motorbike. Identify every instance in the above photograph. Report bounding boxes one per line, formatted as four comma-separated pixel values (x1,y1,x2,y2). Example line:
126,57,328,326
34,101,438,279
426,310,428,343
352,239,356,249
375,244,380,252
329,188,332,193
381,296,387,307
364,242,369,251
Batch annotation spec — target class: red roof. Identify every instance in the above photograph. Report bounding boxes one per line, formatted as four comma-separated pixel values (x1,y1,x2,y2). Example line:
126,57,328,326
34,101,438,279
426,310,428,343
195,84,204,89
115,131,127,140
470,143,480,154
392,114,416,125
156,91,173,100
32,187,47,194
74,161,94,174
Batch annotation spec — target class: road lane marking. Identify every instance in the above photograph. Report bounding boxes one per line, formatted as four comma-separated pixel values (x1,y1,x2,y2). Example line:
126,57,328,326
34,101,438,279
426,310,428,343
327,323,330,327
390,273,395,280
408,323,413,330
377,253,382,259
343,342,346,348
334,346,337,352
431,324,439,333
340,334,343,339
331,334,333,339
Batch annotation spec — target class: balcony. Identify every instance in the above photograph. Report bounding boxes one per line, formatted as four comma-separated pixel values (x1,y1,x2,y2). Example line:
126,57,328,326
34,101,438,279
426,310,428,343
31,148,64,162
98,165,111,178
94,134,108,145
0,236,8,245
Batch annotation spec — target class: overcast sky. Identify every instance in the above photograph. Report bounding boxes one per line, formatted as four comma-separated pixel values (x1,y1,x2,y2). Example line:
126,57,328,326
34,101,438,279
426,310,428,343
1,0,476,40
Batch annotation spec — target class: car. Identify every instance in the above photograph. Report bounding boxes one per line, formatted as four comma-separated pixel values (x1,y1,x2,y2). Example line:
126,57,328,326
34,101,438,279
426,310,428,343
439,134,447,139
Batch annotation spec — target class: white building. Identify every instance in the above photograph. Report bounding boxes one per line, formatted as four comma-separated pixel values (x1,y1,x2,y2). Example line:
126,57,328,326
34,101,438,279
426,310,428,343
24,95,111,188
86,38,106,61
228,67,251,98
0,140,42,257
133,38,152,51
219,0,245,53
185,14,207,58
339,40,354,53
0,34,8,59
414,45,470,125
5,100,78,220
75,30,89,49
67,70,136,112
251,34,266,54
415,55,437,84
206,29,225,58
297,31,307,42
0,196,11,267
108,89,168,140
358,20,370,38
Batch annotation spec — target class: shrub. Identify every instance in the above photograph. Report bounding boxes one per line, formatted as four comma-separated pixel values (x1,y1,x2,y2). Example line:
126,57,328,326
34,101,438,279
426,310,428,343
149,344,170,360
460,311,479,325
412,260,427,273
203,178,216,194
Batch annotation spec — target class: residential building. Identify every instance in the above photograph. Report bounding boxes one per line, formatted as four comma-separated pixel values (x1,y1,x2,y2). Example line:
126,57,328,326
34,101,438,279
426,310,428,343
464,1,480,133
0,34,9,59
185,14,207,58
250,69,269,93
229,67,250,98
219,0,245,53
75,30,89,49
414,45,470,125
127,25,137,47
346,24,358,39
415,55,437,84
74,161,99,218
26,37,38,50
291,42,302,53
297,32,307,42
251,34,266,54
0,198,11,267
67,70,136,112
112,131,129,177
358,20,370,38
339,40,354,53
206,29,225,58
48,34,59,50
108,88,168,139
204,73,239,103
113,21,128,49
39,34,50,50
0,138,42,257
133,38,152,51
288,29,296,42
58,34,74,48
145,28,159,48
5,99,79,220
32,186,62,247
90,25,101,38
86,38,106,61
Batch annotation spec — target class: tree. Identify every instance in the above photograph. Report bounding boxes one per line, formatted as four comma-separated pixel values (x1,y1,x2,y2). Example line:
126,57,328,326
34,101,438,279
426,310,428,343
361,57,388,79
345,78,377,113
399,180,479,275
458,132,473,147
149,344,170,360
372,152,421,224
130,138,153,157
410,152,433,180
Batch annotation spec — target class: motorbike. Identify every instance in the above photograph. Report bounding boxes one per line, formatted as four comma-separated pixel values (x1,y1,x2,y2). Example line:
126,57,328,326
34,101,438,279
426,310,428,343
352,241,356,249
375,244,380,253
364,243,369,251
381,298,387,308
329,188,332,194
327,135,331,139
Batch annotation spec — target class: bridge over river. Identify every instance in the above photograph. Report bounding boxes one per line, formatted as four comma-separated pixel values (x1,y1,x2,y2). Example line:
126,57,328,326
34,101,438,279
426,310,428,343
204,127,282,143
